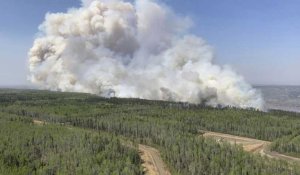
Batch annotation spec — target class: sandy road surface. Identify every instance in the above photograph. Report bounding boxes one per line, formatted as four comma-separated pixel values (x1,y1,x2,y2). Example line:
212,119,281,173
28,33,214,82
203,131,270,153
33,120,46,125
202,131,300,163
139,144,171,175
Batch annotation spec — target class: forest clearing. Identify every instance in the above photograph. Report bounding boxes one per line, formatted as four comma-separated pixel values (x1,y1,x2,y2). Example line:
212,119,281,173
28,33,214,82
202,131,300,163
1,89,300,174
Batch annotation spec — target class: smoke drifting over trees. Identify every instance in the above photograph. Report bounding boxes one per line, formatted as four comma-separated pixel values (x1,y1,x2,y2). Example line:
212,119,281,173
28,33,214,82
28,0,263,109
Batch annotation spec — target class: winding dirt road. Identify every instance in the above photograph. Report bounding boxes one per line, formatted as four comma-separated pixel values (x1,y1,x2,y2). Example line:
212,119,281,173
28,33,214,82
202,131,300,163
139,144,171,175
33,119,171,175
35,119,300,173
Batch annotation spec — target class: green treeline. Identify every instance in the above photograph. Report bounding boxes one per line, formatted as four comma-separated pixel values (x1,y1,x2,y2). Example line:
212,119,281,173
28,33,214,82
271,131,300,158
0,112,142,175
0,89,300,174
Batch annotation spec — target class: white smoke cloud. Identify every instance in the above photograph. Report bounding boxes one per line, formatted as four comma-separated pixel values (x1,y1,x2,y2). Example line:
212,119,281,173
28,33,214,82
28,0,264,109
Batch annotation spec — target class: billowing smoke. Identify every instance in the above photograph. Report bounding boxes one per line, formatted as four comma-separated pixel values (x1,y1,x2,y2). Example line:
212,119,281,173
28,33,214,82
28,0,264,109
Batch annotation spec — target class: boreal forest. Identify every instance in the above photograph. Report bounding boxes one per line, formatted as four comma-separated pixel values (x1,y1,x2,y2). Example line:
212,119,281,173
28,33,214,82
0,89,300,175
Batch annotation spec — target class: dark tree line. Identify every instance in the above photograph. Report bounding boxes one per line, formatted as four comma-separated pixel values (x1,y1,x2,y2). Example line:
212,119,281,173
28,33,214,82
0,112,143,175
1,89,300,174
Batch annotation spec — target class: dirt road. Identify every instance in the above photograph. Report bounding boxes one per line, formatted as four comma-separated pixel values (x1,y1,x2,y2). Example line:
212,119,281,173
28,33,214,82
202,131,300,163
33,119,46,125
139,144,171,175
33,119,171,175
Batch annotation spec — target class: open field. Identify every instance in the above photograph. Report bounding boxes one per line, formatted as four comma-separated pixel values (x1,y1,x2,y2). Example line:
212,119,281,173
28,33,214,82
202,131,300,163
203,131,270,153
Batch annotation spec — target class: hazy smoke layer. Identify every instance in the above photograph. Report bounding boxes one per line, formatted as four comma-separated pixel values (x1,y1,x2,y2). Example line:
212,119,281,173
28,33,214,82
28,0,263,109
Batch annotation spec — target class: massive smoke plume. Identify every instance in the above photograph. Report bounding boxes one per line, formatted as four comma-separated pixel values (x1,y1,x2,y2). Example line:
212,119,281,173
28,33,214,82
28,0,264,109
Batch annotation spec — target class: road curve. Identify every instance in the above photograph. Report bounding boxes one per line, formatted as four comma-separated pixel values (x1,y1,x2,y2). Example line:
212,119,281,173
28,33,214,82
32,119,171,174
139,144,171,175
202,131,300,163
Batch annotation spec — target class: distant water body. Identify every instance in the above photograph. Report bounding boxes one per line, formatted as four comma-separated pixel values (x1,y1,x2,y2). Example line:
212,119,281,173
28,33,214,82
256,86,300,113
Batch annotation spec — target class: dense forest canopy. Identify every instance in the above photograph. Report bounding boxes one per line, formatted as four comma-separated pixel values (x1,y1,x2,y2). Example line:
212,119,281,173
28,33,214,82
0,89,300,175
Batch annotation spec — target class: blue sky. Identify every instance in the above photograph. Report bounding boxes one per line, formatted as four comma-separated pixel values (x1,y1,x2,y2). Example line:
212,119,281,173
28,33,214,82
0,0,299,86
